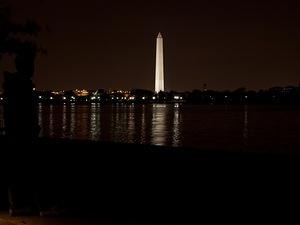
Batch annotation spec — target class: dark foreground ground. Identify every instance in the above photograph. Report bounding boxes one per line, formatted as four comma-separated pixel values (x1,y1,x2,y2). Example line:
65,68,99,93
1,136,300,224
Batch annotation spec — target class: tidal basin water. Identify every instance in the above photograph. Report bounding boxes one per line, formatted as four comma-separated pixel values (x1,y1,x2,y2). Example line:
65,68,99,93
1,103,300,152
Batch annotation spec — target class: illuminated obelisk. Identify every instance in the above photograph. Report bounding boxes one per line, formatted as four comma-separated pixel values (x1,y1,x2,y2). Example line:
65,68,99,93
155,32,164,93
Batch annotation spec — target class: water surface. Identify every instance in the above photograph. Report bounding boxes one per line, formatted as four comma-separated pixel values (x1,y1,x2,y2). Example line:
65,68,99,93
1,103,300,153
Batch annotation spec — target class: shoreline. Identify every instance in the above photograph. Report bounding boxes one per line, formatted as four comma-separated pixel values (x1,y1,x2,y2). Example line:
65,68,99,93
1,135,300,158
1,136,300,223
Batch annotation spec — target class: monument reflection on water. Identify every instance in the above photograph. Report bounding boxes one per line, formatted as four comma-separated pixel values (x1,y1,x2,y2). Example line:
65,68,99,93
37,103,182,147
2,103,300,152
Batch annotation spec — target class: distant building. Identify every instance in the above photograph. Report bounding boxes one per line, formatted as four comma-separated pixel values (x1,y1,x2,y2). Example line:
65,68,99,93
74,89,89,96
203,83,207,92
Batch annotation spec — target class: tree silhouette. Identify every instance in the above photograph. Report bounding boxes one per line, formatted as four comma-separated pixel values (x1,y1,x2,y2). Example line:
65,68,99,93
1,2,41,142
1,2,45,216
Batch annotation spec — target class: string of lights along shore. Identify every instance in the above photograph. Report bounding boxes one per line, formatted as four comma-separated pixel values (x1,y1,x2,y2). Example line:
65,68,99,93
155,32,164,93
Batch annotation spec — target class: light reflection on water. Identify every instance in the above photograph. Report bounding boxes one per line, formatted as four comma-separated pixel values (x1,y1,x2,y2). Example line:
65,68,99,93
151,104,167,146
172,104,181,147
127,105,135,143
140,105,146,143
1,104,300,152
62,104,67,134
37,103,181,147
89,103,100,140
49,104,54,137
70,103,75,138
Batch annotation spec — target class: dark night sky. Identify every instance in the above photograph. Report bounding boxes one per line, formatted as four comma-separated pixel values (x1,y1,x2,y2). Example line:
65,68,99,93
1,0,300,91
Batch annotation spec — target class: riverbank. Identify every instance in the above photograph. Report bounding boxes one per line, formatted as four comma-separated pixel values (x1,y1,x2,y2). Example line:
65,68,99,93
1,136,300,223
0,212,146,225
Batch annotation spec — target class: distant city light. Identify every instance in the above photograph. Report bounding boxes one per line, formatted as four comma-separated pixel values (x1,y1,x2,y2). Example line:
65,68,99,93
51,91,60,95
74,89,89,96
0,97,3,101
15,86,300,105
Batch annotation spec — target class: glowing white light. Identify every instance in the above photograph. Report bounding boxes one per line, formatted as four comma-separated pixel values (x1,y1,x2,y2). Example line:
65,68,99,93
152,96,156,100
155,33,164,93
0,97,3,101
142,97,145,100
50,97,53,100
62,97,66,100
174,96,180,100
180,97,183,100
245,96,248,99
39,96,42,99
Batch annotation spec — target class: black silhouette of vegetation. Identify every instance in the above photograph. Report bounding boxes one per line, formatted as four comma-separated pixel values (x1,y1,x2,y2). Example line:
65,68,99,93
0,2,40,142
0,2,45,217
25,85,300,105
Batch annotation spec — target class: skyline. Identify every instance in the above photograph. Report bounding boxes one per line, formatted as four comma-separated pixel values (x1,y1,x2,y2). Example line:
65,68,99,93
1,0,300,91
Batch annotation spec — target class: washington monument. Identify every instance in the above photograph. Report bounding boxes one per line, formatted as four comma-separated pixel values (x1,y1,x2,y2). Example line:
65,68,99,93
155,32,164,93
